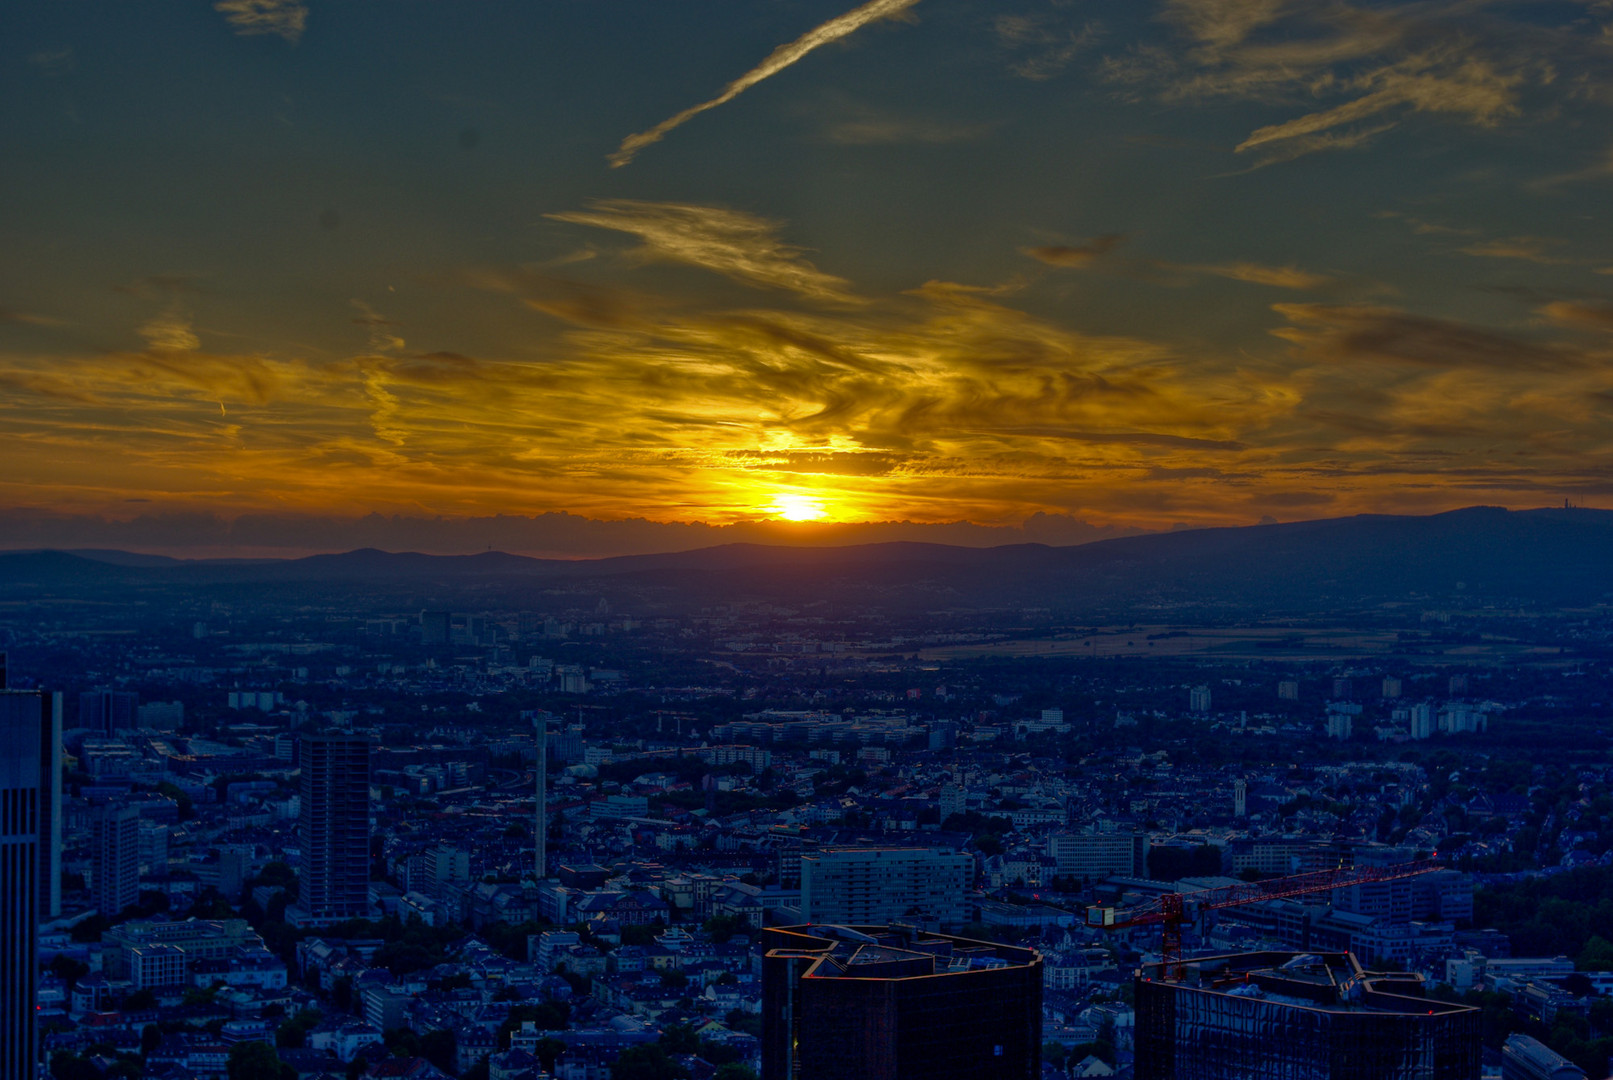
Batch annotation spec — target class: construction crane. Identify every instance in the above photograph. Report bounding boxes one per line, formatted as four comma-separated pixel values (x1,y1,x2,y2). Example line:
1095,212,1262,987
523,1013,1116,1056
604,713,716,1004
1086,858,1445,980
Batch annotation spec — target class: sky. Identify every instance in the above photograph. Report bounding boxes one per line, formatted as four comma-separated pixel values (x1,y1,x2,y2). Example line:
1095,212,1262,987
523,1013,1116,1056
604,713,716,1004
3,0,1613,556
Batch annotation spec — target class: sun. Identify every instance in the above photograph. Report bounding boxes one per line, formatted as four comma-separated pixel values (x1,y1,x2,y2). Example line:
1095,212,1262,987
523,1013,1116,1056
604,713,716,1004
769,492,828,522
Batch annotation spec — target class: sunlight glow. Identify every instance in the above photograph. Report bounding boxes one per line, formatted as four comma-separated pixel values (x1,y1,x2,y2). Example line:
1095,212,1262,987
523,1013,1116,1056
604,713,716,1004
769,492,828,521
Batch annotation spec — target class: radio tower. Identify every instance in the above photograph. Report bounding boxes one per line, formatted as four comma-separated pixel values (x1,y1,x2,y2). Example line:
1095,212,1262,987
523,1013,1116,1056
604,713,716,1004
534,717,548,882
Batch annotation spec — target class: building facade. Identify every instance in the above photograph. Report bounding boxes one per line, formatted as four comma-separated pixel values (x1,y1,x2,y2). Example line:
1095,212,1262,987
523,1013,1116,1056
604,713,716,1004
1134,951,1480,1080
92,804,141,917
292,733,371,925
798,847,972,926
0,690,42,1080
1047,831,1146,880
1500,1034,1586,1080
761,924,1042,1080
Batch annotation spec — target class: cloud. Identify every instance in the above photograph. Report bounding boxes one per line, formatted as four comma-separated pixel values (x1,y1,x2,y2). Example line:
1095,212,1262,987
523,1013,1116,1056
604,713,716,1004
1459,236,1578,265
138,311,201,352
1024,241,1329,290
0,307,64,328
214,0,307,43
1198,262,1331,289
1105,2,1566,164
350,299,406,353
1021,235,1126,267
1540,300,1613,332
609,0,922,167
822,111,992,145
547,200,860,304
995,10,1101,80
1270,302,1575,371
1234,53,1522,158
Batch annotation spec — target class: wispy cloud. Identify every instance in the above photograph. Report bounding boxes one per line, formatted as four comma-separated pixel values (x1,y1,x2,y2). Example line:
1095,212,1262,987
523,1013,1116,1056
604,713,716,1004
138,310,201,352
995,10,1101,80
1105,1,1568,165
214,0,307,43
609,0,922,167
1459,236,1578,265
547,200,860,304
1198,262,1332,289
1021,235,1126,267
1024,240,1330,290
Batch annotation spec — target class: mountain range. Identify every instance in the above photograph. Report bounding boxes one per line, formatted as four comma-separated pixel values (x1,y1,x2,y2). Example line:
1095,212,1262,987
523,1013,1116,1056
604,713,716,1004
1,506,1608,615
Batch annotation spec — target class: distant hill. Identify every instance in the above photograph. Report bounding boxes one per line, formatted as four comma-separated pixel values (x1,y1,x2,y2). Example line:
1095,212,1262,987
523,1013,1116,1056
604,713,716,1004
2,506,1610,614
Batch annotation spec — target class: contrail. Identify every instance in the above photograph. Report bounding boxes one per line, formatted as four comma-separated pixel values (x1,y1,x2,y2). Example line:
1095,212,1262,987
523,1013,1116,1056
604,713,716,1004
609,0,922,168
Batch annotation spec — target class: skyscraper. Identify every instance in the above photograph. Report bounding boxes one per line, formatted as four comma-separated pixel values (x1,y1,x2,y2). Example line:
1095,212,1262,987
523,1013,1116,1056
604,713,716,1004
0,690,42,1080
290,733,371,926
92,804,140,918
1134,951,1480,1079
40,691,62,919
761,924,1042,1080
534,717,548,881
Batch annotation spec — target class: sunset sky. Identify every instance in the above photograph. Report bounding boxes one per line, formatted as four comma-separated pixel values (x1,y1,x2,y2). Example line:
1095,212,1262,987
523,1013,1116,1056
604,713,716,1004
4,0,1613,554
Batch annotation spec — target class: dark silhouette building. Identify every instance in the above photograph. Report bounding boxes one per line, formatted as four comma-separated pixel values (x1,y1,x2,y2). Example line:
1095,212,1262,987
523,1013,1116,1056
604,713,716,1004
0,690,43,1080
760,924,1042,1080
1134,951,1480,1079
289,733,371,926
78,688,137,734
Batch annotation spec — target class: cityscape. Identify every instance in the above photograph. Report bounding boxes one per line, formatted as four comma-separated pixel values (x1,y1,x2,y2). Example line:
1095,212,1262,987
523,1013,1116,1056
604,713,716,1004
7,0,1613,1077
2,512,1613,1079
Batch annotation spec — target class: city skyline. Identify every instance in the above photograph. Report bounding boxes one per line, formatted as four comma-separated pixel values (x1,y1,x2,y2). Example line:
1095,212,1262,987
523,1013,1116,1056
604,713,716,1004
4,1,1613,554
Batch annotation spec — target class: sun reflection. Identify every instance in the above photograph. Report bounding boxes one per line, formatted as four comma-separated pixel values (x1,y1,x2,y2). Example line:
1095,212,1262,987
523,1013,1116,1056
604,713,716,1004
769,492,828,521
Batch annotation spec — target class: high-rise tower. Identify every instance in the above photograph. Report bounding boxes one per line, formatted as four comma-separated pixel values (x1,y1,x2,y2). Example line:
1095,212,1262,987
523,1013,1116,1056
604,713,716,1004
91,804,140,917
0,690,43,1080
40,692,62,918
534,718,548,881
290,733,371,926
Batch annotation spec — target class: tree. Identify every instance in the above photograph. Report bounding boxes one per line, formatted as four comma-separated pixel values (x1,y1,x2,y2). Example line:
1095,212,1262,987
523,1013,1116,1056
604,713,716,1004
533,1037,567,1073
419,1029,456,1072
276,1008,322,1049
122,989,158,1011
1578,935,1613,972
48,954,89,988
227,1041,291,1080
713,1066,756,1080
610,1044,684,1080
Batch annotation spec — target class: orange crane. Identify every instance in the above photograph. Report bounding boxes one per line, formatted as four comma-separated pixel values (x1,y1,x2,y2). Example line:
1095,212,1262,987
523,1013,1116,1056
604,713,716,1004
1086,858,1445,980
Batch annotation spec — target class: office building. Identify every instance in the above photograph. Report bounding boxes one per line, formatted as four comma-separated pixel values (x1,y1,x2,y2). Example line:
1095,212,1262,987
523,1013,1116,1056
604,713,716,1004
290,733,371,926
1383,676,1403,699
1134,951,1480,1079
1233,779,1247,818
92,804,140,917
1189,685,1212,712
798,847,972,926
1410,703,1435,740
1501,1034,1585,1080
0,690,43,1080
420,610,451,645
1047,830,1147,880
1278,679,1300,701
1326,711,1354,740
938,782,967,823
761,924,1042,1080
78,688,137,734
